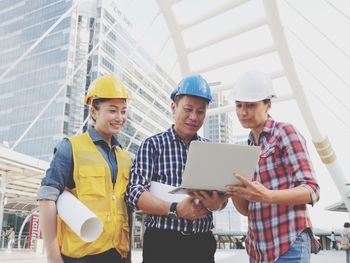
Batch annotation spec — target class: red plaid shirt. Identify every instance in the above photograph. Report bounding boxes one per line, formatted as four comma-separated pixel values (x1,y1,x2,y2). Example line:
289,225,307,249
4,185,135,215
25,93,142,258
246,118,320,263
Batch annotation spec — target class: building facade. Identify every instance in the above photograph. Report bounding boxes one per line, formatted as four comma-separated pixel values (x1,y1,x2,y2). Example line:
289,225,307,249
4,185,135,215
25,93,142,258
203,92,234,144
0,0,175,160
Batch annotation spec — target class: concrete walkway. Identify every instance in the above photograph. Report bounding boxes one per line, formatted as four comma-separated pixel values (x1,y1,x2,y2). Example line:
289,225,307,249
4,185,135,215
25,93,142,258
0,249,346,262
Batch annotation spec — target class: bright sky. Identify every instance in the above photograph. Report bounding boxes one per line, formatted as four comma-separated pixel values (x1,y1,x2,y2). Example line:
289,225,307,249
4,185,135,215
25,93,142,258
115,0,350,231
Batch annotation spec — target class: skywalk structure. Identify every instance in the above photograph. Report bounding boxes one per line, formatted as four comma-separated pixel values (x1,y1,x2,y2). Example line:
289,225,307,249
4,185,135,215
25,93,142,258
0,0,349,250
156,0,350,211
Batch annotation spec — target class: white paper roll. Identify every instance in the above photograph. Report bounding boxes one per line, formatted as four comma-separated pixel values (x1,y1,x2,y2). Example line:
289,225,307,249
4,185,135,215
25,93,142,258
56,191,103,242
150,181,187,203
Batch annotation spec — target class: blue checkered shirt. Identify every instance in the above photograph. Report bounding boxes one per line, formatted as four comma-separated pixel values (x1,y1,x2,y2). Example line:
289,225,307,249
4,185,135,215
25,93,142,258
126,126,214,233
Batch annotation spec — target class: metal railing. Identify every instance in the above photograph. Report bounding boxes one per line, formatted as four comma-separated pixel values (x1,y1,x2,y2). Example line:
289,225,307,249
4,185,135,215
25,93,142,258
0,233,33,250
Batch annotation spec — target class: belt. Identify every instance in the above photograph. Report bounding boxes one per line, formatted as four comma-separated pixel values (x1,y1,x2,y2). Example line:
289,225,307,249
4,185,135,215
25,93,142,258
180,230,195,236
147,227,210,236
179,230,213,236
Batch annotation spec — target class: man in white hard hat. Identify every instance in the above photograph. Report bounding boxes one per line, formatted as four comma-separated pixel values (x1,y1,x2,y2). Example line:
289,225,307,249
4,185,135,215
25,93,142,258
226,70,321,263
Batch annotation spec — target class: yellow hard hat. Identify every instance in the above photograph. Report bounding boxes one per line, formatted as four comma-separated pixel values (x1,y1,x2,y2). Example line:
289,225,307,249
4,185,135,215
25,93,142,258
84,75,131,105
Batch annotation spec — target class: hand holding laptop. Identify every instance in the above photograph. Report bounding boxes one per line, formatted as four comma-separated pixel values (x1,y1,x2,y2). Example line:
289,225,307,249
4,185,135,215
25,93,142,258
169,141,260,194
189,190,228,212
225,173,270,203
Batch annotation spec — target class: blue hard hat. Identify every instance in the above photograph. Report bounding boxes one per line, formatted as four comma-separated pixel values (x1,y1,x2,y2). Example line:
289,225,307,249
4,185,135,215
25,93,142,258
170,75,212,102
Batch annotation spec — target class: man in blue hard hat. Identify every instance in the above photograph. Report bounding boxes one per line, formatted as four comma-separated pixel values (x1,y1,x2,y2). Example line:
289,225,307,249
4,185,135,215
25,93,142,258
127,75,228,263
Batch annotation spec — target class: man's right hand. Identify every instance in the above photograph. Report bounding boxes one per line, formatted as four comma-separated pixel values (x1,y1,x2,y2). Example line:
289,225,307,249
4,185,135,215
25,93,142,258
176,197,208,220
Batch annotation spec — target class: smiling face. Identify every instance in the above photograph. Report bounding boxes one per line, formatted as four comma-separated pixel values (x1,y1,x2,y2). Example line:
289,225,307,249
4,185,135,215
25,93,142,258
235,100,270,133
172,95,208,144
90,98,127,143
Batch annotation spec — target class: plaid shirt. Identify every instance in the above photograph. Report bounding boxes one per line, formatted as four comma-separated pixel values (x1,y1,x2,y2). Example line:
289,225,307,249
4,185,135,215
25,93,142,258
246,117,320,263
126,126,213,233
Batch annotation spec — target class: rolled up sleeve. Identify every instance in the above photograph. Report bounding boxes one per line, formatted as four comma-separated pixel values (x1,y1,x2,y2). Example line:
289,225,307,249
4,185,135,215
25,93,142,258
302,183,320,206
37,139,74,201
37,186,60,201
283,126,320,206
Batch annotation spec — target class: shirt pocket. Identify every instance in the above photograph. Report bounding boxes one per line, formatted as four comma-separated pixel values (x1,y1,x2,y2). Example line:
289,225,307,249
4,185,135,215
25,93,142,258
259,143,276,158
78,165,106,199
258,143,279,186
116,169,130,197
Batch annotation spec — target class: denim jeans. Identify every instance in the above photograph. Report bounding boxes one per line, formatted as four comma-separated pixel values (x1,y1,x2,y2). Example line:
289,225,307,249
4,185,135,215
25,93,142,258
275,232,311,263
346,249,350,263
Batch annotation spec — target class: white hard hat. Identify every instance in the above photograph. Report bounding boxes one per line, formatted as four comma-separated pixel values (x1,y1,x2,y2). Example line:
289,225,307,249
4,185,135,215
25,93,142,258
231,70,276,102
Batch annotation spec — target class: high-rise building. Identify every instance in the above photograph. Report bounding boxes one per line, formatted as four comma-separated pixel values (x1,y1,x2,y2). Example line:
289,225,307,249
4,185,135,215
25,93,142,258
0,0,175,160
204,92,234,144
76,0,176,156
0,0,75,160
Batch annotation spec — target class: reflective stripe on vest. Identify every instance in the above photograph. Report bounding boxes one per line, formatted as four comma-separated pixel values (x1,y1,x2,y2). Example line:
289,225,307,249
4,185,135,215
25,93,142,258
57,132,131,258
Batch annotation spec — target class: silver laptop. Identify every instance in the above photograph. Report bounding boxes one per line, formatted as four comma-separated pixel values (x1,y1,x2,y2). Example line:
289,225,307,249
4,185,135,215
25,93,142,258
169,141,260,194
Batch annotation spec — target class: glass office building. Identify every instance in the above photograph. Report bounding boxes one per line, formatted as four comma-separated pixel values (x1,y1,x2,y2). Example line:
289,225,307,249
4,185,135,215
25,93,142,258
0,0,75,160
0,0,175,160
85,0,175,156
203,92,234,144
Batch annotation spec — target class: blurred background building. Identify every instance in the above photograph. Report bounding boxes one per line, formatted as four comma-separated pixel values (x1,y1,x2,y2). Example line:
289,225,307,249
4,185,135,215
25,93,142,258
0,0,175,160
203,92,234,144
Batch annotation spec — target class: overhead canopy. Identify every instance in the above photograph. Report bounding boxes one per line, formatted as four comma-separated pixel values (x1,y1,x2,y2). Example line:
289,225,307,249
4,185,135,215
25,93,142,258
325,202,348,213
0,146,48,213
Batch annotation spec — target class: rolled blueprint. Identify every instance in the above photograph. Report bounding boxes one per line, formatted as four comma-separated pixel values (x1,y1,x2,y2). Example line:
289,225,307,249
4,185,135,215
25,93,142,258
150,181,187,203
57,191,103,242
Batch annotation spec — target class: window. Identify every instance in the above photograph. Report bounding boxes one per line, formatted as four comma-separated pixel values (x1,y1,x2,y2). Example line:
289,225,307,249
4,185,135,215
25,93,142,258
63,121,68,135
64,103,69,115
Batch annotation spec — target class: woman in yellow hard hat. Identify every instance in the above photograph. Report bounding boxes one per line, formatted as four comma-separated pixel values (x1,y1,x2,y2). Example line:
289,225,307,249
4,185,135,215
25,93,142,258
38,75,132,263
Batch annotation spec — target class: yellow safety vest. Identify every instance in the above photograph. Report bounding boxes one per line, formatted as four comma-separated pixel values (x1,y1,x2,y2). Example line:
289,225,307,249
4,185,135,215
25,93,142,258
57,132,132,258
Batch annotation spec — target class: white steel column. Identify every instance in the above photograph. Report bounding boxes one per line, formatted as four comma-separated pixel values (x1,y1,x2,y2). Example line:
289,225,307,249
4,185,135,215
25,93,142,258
156,0,191,75
263,0,350,212
18,212,32,249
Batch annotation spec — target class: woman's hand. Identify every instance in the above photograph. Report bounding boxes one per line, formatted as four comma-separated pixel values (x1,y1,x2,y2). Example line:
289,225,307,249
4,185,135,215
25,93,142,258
226,174,272,203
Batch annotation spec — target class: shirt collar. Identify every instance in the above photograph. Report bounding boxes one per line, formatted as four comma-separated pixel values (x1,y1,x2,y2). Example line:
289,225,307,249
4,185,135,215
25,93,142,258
167,125,199,142
248,116,275,145
88,126,121,148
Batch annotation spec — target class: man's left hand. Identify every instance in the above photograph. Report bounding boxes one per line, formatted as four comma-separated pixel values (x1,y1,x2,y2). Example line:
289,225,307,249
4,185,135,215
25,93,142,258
190,191,228,211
